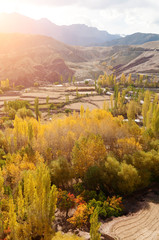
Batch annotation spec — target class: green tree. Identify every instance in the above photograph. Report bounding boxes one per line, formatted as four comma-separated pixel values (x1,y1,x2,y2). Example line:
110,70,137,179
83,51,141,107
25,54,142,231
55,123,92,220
46,96,50,104
90,207,101,240
35,97,39,121
72,76,76,85
60,75,63,84
68,76,72,84
50,157,73,188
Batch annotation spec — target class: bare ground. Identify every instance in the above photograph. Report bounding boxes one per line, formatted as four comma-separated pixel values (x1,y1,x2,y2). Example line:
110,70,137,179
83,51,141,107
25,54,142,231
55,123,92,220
100,187,159,240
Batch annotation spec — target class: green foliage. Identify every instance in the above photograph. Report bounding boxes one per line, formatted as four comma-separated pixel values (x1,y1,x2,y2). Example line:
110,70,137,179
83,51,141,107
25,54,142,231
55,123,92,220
52,232,83,240
73,183,84,195
8,100,30,111
80,190,98,202
104,156,140,194
57,190,76,217
46,95,50,104
8,108,16,120
50,157,73,188
90,207,101,240
17,107,34,119
65,109,72,114
34,97,39,120
88,196,123,219
117,162,140,194
83,166,103,191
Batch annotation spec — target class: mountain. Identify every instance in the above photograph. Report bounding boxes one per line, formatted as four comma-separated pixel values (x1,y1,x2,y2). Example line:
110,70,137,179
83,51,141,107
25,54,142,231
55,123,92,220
0,33,112,86
0,32,159,87
105,32,159,46
101,42,159,79
0,33,75,86
0,13,120,46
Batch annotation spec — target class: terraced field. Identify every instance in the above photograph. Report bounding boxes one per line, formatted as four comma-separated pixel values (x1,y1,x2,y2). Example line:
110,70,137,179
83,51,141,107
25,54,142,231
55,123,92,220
0,84,111,119
101,195,159,240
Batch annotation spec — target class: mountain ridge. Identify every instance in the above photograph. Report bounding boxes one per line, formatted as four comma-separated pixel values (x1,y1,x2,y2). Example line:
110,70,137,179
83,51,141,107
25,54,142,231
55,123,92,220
0,12,120,46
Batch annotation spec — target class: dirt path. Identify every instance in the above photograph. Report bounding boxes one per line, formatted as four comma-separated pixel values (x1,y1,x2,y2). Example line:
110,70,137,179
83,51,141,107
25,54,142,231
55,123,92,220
100,197,159,240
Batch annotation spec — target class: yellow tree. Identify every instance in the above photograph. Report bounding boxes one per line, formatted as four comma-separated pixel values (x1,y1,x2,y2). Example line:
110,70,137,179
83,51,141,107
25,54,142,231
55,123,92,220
0,169,4,237
142,91,151,126
72,134,107,178
9,163,57,240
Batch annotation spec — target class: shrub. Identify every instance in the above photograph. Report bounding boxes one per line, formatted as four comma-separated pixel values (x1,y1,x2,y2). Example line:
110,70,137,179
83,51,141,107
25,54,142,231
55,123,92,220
68,203,94,228
65,109,72,114
52,232,83,240
88,196,123,219
57,190,76,217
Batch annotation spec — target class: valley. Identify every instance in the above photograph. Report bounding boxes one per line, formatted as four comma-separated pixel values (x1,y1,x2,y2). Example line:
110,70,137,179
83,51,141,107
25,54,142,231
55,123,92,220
0,30,159,240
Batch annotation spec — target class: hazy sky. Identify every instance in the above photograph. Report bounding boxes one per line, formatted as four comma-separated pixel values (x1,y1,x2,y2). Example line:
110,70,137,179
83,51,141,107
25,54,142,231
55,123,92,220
0,0,159,34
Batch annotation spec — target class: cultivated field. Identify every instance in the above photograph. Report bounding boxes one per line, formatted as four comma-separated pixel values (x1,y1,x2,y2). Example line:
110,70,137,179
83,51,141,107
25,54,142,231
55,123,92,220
0,84,111,119
100,191,159,240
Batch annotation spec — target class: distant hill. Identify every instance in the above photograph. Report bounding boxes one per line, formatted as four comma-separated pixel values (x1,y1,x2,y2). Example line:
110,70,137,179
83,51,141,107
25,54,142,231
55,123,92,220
105,33,159,46
0,33,76,86
0,33,112,86
0,33,159,87
0,13,120,46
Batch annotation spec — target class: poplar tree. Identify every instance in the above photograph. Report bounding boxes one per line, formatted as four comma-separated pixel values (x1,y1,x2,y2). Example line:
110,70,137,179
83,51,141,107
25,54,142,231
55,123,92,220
0,169,4,238
8,164,57,240
142,91,151,126
90,207,101,240
35,97,39,121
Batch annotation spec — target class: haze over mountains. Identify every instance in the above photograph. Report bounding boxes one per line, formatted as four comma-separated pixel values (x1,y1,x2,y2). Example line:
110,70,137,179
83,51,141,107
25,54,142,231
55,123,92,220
1,13,159,47
0,13,120,47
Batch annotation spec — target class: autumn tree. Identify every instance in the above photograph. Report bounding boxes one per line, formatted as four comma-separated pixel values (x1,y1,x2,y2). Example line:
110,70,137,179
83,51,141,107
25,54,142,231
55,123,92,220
127,100,139,120
142,91,151,126
0,169,4,237
72,134,106,178
90,207,101,240
8,163,57,240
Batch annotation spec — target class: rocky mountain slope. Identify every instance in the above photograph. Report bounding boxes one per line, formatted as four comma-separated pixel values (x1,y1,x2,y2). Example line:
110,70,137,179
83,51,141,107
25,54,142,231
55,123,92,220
0,33,111,86
0,33,159,87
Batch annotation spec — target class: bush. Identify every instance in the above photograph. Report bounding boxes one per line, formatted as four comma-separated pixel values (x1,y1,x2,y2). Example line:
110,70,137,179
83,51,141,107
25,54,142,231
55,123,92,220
8,108,16,120
65,109,72,114
83,166,103,191
73,183,84,195
57,190,76,217
17,107,34,119
8,100,30,111
88,196,123,219
52,232,83,240
80,190,97,202
50,157,73,188
68,203,94,228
